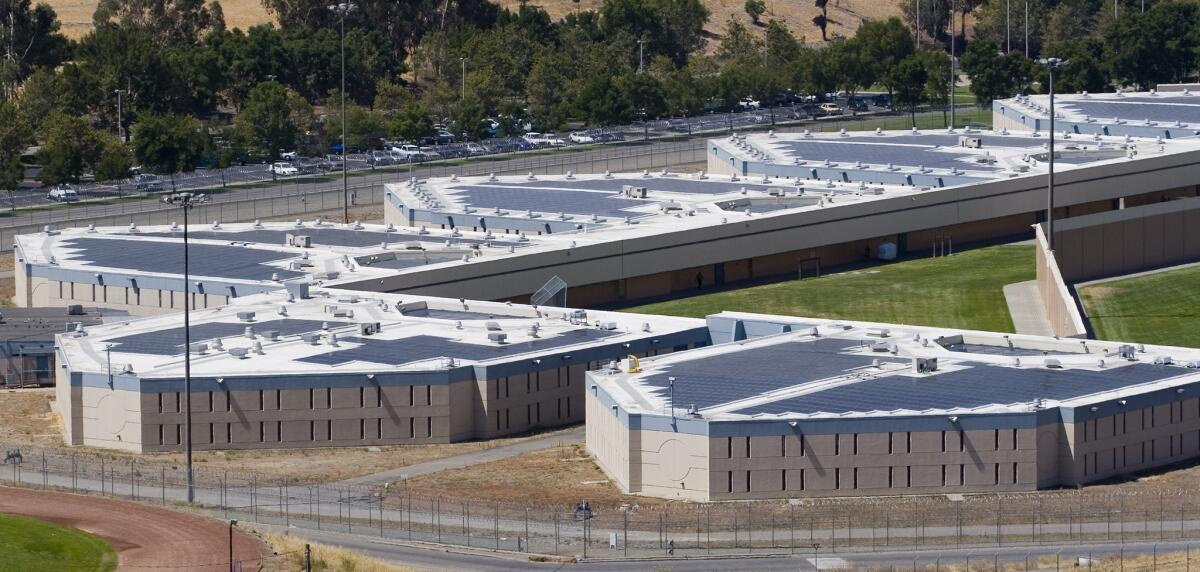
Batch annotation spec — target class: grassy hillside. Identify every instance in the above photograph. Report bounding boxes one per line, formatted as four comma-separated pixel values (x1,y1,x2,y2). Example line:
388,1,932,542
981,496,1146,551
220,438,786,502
46,0,905,44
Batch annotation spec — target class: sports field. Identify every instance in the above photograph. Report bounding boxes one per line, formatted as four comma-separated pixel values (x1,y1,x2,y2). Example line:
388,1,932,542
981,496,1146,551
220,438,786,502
0,513,117,572
625,244,1034,333
1078,264,1200,348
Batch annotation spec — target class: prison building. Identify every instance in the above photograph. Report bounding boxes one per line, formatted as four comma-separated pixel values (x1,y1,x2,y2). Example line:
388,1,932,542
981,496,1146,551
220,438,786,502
54,288,708,452
587,312,1200,501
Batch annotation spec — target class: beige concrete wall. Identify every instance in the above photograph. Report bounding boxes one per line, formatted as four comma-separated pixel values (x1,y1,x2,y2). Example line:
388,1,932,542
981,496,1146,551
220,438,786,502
18,275,230,316
79,385,143,452
1051,195,1200,284
634,427,709,501
585,390,632,493
1035,226,1089,338
1071,399,1200,486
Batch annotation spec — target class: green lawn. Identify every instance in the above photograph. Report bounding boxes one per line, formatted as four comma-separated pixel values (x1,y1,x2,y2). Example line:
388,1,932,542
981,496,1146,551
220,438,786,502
624,244,1034,333
1078,265,1200,348
0,514,117,572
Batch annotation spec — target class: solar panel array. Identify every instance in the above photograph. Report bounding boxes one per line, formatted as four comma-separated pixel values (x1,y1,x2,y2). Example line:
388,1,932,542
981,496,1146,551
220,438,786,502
838,134,1048,148
1062,100,1200,125
772,141,1003,172
486,178,788,196
398,308,524,320
297,329,622,366
639,338,907,410
735,362,1186,416
140,227,524,248
444,185,652,217
59,238,303,281
107,319,342,355
941,343,1062,358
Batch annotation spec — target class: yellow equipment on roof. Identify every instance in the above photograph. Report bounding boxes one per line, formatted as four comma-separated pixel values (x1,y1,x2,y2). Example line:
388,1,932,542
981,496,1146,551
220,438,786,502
626,354,641,373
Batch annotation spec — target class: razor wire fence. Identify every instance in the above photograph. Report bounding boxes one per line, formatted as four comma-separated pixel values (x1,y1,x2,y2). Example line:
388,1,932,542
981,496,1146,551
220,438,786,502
2,442,1200,561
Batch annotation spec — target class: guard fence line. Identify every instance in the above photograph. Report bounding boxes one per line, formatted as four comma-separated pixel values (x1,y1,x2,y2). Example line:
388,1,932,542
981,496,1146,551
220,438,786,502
0,104,989,248
1,443,1199,562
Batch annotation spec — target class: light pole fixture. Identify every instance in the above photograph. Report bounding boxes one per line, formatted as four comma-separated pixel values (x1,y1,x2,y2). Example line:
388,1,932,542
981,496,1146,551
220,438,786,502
637,39,645,73
162,191,209,503
114,90,125,142
1037,57,1068,251
459,57,468,100
328,2,356,223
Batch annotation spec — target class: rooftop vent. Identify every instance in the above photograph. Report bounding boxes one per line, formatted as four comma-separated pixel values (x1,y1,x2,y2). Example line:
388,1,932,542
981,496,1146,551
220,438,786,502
237,311,256,322
191,343,208,355
487,332,508,343
1044,359,1063,369
485,321,502,331
913,357,938,373
262,330,280,341
302,333,321,345
67,305,84,316
228,347,249,359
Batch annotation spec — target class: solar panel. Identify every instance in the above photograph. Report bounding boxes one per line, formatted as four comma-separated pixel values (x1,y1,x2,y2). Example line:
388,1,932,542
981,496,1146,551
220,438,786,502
771,141,1003,171
838,134,1048,148
399,308,523,320
140,227,523,248
639,338,907,410
297,329,622,366
482,178,788,196
734,362,1186,416
1062,100,1200,125
445,186,652,217
59,238,303,281
108,319,342,355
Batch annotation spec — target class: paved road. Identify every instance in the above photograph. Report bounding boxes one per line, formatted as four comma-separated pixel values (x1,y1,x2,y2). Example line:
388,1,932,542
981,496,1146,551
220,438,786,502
333,426,585,488
1003,280,1055,336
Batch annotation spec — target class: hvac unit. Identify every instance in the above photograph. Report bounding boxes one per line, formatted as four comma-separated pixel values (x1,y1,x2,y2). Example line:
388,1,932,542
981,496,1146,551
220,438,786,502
237,311,256,322
359,322,382,336
1044,359,1063,369
228,347,249,359
286,234,312,248
487,332,508,343
1118,344,1137,360
622,185,648,198
913,357,938,373
67,305,85,316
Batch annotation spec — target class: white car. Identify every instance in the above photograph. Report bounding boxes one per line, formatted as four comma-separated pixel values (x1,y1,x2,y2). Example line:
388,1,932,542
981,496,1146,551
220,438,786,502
568,132,595,144
523,132,551,146
46,186,79,202
280,151,299,161
269,162,300,176
389,144,423,160
542,134,566,146
737,97,760,110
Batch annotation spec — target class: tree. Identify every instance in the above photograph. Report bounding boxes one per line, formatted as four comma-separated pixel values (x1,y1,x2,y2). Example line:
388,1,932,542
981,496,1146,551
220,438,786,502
1104,1,1200,89
211,25,289,110
812,0,828,41
132,113,210,176
961,39,1031,107
94,135,134,185
526,51,573,128
1040,38,1110,94
744,0,766,24
323,104,387,152
235,81,303,161
92,0,225,45
0,1,71,99
763,20,802,70
919,49,952,125
388,103,435,144
599,0,710,66
38,114,107,185
0,102,32,202
901,0,951,44
716,18,761,65
856,17,916,98
888,54,928,126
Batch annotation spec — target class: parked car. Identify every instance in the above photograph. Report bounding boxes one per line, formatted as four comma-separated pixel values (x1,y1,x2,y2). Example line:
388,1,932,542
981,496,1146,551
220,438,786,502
133,173,164,192
543,134,566,146
280,150,299,161
295,158,325,175
46,186,78,202
568,131,595,144
818,102,842,115
464,142,487,155
418,146,442,160
270,162,300,176
871,93,892,108
522,132,551,146
737,97,760,110
847,96,869,112
368,150,394,166
388,144,423,161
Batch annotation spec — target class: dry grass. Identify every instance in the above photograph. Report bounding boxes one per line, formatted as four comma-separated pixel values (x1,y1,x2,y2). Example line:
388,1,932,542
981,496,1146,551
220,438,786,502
0,388,578,483
0,388,61,446
46,0,906,45
496,0,906,49
401,441,663,509
260,530,430,572
44,0,275,40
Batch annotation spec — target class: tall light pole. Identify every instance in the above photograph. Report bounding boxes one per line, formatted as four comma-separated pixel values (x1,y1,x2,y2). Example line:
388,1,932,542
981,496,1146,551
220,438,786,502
1024,0,1029,57
329,3,355,223
915,0,921,46
162,191,209,503
114,90,125,142
229,519,238,571
1037,58,1067,251
637,39,645,73
1006,0,1011,52
950,0,956,128
459,57,467,100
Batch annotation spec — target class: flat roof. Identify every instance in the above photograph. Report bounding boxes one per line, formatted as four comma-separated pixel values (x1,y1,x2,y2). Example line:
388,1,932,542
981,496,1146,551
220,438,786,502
16,220,552,293
1004,91,1200,132
0,306,105,343
595,313,1200,421
56,289,705,379
710,129,1200,185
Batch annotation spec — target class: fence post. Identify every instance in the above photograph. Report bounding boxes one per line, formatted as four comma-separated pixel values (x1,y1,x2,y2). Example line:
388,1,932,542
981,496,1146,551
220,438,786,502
466,502,471,546
316,485,321,530
41,451,46,489
624,510,628,557
284,480,289,528
252,473,257,523
160,467,165,504
524,508,529,553
347,487,352,534
554,511,558,555
494,504,499,551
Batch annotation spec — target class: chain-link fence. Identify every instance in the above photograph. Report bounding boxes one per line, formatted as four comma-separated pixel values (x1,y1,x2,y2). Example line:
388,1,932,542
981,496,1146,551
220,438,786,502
1,441,1198,563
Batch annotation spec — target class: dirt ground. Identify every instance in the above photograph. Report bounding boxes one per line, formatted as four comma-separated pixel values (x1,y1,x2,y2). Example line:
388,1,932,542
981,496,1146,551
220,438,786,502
0,486,267,570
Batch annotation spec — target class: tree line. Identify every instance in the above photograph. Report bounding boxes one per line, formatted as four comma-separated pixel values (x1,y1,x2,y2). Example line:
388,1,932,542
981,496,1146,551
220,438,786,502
1,0,1199,193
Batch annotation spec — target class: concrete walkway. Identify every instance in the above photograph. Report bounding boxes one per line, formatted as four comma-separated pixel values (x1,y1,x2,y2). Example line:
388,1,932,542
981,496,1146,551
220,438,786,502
1002,281,1054,336
332,426,585,488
